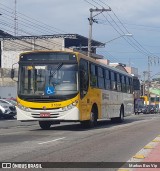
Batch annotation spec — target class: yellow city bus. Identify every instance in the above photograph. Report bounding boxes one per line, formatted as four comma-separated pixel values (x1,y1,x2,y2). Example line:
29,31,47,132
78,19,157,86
12,50,136,129
140,96,148,105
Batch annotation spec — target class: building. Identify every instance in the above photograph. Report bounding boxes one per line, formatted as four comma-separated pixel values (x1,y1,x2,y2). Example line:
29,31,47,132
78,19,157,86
109,62,139,78
1,34,104,68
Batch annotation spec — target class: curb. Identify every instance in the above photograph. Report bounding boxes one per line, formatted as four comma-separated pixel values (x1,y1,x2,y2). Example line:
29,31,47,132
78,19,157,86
118,135,160,171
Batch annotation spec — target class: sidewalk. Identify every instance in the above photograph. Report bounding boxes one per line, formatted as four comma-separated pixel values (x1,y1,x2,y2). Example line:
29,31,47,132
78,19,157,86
134,141,160,171
134,137,160,171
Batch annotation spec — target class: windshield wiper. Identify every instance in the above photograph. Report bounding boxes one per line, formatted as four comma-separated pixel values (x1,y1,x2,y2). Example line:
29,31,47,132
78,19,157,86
49,63,63,77
49,63,63,84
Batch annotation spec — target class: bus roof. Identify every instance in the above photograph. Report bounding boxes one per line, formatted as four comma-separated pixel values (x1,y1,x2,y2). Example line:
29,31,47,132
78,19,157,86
77,51,133,77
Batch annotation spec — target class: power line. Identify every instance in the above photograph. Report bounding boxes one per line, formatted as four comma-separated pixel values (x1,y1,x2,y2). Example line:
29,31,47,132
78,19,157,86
14,0,18,36
98,0,160,58
84,0,97,8
0,2,67,34
0,3,69,50
86,0,156,57
97,19,160,34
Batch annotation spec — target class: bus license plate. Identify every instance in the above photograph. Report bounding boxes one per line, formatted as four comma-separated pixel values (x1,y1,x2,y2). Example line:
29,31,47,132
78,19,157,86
40,113,51,117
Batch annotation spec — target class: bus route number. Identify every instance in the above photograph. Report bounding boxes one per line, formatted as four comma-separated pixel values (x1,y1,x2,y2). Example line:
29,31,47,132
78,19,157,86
51,103,61,107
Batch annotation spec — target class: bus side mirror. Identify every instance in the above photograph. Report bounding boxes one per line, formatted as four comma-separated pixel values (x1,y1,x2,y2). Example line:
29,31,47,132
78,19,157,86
11,68,15,79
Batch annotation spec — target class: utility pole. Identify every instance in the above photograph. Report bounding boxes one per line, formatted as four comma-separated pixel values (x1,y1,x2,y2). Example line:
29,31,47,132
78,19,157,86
88,8,111,57
147,56,160,105
147,56,151,105
143,71,147,96
14,0,18,36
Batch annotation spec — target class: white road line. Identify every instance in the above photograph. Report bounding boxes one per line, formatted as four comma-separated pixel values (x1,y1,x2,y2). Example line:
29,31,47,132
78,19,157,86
38,137,66,145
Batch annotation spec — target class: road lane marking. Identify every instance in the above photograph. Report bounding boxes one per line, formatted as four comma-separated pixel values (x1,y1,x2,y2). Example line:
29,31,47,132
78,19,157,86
38,137,66,145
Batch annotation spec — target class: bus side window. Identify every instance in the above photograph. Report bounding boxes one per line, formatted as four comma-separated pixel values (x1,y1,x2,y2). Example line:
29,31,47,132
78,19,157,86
111,71,116,91
126,77,130,93
105,69,111,90
117,73,121,92
97,67,105,89
90,64,97,87
121,75,126,92
80,59,89,98
129,78,133,93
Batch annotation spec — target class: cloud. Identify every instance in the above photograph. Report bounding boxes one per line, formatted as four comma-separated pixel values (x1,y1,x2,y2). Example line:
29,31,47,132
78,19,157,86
2,0,160,32
107,0,160,25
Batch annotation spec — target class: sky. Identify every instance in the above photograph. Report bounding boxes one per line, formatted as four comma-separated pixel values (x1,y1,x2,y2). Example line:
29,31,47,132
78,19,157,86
1,0,160,79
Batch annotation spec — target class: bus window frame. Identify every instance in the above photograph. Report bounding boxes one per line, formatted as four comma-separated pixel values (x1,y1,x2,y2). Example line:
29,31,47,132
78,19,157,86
117,73,122,92
111,71,117,91
90,63,97,88
79,59,89,99
97,66,105,89
104,69,111,90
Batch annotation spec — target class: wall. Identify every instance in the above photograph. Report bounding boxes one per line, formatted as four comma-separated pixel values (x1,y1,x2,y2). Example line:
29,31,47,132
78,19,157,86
0,86,17,99
1,38,64,68
97,59,110,65
125,66,138,77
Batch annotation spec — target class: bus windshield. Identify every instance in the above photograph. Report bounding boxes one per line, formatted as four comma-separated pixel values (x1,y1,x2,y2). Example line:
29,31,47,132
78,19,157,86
18,63,78,99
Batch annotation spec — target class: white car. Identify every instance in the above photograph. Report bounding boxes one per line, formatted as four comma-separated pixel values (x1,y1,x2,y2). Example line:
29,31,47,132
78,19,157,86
0,100,17,119
0,99,17,106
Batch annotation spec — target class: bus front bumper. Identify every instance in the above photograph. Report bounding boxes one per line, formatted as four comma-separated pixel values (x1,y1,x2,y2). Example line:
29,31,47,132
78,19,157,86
16,106,80,121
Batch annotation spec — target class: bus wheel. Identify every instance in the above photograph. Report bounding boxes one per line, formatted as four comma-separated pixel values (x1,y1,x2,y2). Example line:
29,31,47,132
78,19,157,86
89,111,97,127
117,107,124,123
39,121,51,130
81,111,97,128
111,107,124,123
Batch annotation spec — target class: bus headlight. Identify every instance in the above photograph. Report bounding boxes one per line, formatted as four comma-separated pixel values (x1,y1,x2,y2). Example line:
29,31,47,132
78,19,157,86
72,100,78,106
62,100,78,111
62,106,67,111
17,103,30,112
67,104,73,110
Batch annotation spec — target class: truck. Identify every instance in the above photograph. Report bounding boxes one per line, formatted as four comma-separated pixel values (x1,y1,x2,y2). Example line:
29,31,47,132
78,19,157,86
134,98,145,115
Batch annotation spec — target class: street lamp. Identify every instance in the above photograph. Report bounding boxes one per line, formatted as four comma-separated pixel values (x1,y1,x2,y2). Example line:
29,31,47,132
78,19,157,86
104,33,132,44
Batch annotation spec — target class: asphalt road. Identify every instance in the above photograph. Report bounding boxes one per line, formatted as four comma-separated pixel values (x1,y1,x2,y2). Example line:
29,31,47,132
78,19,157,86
0,113,160,171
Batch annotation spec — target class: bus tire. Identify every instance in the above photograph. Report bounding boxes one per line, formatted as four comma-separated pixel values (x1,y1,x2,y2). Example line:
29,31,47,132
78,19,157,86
81,111,97,128
111,106,124,123
117,106,124,123
39,121,51,130
89,111,97,128
119,106,124,122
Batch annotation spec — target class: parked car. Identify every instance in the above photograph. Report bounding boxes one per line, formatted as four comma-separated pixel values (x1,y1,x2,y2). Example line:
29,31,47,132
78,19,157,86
0,99,17,119
134,98,145,115
135,107,144,115
155,105,160,113
2,99,17,106
141,106,147,114
142,105,157,114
